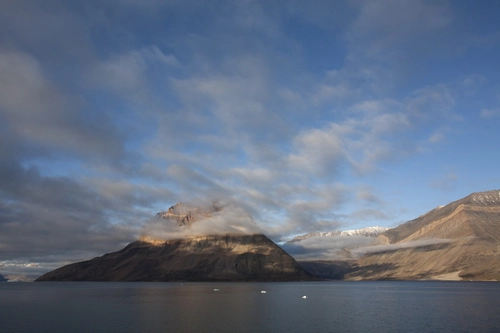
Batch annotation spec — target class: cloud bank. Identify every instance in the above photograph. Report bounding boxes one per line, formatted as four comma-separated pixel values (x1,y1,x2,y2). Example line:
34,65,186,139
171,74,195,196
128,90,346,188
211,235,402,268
282,235,380,261
139,203,262,241
351,238,455,257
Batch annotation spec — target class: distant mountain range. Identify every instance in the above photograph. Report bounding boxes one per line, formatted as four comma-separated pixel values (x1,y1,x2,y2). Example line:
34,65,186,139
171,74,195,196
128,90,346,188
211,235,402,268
288,226,390,243
0,273,31,282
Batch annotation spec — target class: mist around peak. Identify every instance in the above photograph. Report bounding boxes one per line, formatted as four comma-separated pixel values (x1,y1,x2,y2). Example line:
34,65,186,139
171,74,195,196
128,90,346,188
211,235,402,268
139,202,263,242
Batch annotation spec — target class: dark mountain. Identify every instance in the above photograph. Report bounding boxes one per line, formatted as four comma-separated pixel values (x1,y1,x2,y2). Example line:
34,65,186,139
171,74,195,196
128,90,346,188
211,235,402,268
298,260,356,280
0,273,7,282
36,204,315,282
344,190,500,281
36,234,313,282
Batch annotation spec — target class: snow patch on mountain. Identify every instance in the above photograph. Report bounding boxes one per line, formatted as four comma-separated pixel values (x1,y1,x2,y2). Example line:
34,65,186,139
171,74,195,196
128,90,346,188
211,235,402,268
288,226,390,243
471,191,500,206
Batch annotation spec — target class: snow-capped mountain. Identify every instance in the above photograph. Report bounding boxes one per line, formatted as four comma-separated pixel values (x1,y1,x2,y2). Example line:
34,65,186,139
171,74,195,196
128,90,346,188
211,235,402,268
288,226,390,243
339,226,390,237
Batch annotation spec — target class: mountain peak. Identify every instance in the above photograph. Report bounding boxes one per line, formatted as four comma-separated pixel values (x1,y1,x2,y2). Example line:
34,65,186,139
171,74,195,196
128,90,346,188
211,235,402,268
155,202,223,226
465,190,500,206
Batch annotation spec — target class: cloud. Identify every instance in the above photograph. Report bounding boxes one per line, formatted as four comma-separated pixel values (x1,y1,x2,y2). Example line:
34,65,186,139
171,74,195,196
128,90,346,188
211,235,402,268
351,238,454,257
288,127,345,177
480,108,500,119
342,0,454,92
139,203,262,241
87,45,178,98
282,235,379,260
430,173,458,192
356,188,380,203
0,48,126,160
284,237,456,262
407,85,458,121
462,74,488,95
348,209,390,222
428,127,450,144
0,161,140,258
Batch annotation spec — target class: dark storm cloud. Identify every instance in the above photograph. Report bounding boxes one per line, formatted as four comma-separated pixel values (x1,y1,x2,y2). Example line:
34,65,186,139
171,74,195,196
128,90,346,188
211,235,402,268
0,152,140,258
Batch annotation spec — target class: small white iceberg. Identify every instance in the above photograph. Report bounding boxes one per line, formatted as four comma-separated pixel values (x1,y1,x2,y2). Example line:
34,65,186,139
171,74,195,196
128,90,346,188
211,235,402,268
302,296,307,299
213,289,220,292
261,290,267,294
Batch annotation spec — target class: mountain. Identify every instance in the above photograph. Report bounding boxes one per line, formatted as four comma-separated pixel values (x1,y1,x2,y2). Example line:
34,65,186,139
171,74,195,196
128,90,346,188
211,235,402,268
155,202,223,227
36,204,315,282
288,226,389,243
36,235,313,282
4,275,33,282
0,273,7,282
344,190,500,281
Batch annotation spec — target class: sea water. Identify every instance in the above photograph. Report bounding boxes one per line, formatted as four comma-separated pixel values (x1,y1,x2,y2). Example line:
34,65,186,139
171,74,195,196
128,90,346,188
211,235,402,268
1,281,499,333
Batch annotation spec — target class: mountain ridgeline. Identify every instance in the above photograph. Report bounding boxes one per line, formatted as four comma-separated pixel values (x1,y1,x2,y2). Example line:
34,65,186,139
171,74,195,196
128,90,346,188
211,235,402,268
36,204,314,282
343,190,500,280
36,190,500,282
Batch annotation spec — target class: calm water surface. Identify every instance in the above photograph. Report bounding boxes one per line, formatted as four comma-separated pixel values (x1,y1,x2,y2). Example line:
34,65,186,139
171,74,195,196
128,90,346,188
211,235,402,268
1,281,499,333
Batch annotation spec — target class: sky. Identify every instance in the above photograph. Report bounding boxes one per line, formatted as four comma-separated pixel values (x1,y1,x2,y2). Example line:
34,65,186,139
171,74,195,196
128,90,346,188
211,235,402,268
1,0,500,278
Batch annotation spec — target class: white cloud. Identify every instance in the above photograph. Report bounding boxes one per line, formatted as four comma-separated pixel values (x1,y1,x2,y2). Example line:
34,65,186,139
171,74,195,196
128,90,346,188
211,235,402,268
407,85,457,121
428,127,450,144
463,74,488,92
140,203,262,241
352,238,454,257
283,235,379,260
288,127,346,177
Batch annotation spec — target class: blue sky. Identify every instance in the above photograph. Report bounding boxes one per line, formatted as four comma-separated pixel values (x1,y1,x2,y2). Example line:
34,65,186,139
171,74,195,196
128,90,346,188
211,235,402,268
1,0,500,277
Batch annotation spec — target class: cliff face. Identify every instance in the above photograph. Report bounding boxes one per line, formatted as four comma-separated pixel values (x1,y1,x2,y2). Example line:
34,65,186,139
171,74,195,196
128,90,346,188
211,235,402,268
36,234,314,282
345,190,500,281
